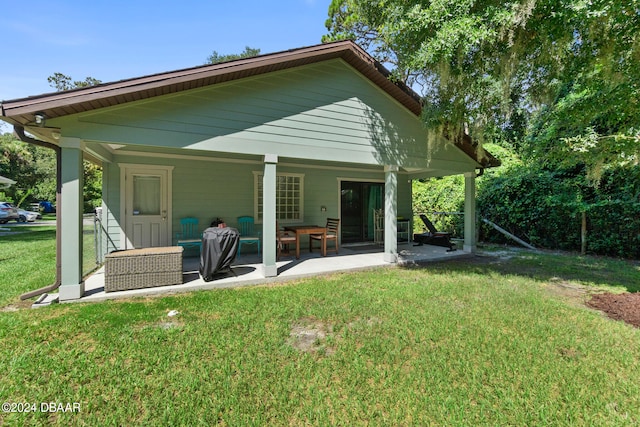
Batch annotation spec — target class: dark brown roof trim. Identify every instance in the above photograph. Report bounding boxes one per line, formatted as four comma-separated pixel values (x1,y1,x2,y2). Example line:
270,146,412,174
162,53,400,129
449,131,501,169
1,40,498,169
1,40,422,122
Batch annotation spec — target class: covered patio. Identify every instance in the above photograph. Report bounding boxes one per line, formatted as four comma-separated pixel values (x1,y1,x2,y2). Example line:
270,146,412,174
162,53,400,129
78,243,471,303
2,40,498,302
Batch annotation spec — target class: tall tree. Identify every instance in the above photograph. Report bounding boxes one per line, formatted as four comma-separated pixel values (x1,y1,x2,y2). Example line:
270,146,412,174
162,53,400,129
324,0,640,170
0,133,56,205
47,72,102,91
45,73,104,211
206,46,261,64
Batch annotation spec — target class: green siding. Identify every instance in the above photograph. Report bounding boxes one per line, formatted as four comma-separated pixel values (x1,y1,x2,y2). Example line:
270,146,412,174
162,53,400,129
81,57,468,252
102,162,121,251
102,154,411,251
54,60,477,173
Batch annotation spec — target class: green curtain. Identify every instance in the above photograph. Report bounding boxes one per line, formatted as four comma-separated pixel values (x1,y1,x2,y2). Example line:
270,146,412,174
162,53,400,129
366,184,383,239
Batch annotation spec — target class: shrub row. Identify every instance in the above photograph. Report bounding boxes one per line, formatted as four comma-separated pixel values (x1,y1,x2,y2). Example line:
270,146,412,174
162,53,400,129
477,166,640,258
414,163,640,259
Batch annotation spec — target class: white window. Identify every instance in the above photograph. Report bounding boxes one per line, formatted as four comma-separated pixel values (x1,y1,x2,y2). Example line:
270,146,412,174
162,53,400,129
254,172,304,223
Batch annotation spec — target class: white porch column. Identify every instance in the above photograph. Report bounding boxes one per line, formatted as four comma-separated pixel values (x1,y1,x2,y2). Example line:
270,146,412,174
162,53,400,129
384,165,398,263
261,154,278,277
464,171,477,253
59,138,85,301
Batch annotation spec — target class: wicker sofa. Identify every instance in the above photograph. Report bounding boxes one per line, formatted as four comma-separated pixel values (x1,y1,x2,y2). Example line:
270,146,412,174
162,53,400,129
104,246,184,292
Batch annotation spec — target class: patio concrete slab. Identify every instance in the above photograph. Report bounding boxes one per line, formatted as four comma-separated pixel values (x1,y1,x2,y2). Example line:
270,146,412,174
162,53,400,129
72,243,472,303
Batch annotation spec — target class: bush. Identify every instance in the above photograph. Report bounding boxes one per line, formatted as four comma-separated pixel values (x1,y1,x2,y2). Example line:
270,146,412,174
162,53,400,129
585,200,640,258
478,168,580,249
412,175,464,236
413,140,639,258
478,164,640,258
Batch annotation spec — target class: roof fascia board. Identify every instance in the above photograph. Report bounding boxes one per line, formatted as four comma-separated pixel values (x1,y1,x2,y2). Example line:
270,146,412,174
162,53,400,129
2,41,400,117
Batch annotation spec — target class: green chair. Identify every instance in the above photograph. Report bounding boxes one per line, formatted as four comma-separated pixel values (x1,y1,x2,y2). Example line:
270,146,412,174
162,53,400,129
176,217,201,253
237,216,261,255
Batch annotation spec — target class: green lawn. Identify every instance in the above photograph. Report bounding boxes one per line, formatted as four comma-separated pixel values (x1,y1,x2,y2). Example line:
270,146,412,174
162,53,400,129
0,226,57,306
0,224,97,306
1,230,639,425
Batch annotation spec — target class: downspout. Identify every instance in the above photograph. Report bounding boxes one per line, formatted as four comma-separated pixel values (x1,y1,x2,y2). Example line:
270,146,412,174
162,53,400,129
13,125,62,300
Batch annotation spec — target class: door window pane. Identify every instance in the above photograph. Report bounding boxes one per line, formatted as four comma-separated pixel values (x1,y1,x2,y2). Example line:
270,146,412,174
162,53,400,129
133,176,160,215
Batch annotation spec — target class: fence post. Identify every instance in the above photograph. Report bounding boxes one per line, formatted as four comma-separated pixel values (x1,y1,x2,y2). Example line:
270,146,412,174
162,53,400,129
581,211,587,255
464,172,477,252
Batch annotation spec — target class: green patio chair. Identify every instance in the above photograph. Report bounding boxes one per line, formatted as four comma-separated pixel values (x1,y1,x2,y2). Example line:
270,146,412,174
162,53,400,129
176,217,201,254
237,216,261,255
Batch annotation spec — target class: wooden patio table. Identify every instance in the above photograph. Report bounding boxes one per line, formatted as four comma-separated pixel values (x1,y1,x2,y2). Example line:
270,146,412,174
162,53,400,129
283,225,327,259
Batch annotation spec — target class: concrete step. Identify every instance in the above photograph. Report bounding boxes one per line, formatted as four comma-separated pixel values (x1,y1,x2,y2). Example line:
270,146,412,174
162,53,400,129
31,293,60,309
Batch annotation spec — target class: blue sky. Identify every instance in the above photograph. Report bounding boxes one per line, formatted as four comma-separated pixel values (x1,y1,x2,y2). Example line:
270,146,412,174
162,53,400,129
0,0,331,102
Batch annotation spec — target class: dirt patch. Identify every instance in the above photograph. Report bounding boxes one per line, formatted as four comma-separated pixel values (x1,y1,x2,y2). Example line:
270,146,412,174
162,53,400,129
287,316,380,355
472,249,640,329
1,300,34,312
474,247,640,329
544,279,590,307
288,317,335,355
587,293,640,329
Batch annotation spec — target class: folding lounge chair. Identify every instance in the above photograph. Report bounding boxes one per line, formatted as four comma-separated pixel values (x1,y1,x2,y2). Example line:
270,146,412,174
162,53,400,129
413,214,456,251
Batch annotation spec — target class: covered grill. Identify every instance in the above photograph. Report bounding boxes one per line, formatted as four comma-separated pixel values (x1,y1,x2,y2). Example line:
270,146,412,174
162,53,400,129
199,227,240,281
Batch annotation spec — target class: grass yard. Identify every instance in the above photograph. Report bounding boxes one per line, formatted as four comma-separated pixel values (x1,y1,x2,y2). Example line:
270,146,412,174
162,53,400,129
0,226,56,307
0,224,97,307
1,230,639,425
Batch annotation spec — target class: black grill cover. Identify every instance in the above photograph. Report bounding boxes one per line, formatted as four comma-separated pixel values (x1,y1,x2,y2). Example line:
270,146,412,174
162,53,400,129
199,227,240,281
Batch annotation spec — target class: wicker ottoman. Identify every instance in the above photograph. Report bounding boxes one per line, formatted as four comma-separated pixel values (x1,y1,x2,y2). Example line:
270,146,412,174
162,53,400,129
104,246,183,292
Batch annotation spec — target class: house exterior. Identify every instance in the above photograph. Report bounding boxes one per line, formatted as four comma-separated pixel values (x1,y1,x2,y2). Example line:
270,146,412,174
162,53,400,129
0,40,498,301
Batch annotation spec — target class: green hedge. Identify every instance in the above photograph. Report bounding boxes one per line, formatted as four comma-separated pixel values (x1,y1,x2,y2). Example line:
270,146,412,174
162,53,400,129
412,176,465,237
477,166,640,258
413,154,640,259
585,201,640,258
478,169,580,250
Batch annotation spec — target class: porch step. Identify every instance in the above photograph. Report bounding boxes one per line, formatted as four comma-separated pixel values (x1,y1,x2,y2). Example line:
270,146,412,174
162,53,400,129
31,293,60,309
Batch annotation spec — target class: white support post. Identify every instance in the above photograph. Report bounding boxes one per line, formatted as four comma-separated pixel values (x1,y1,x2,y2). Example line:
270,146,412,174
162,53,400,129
59,138,85,301
464,171,477,253
384,165,398,263
261,154,278,277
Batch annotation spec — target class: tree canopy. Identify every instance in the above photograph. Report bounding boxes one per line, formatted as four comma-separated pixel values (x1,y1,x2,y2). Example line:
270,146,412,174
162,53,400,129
47,72,102,92
206,46,261,64
324,0,639,175
0,133,55,206
3,73,105,211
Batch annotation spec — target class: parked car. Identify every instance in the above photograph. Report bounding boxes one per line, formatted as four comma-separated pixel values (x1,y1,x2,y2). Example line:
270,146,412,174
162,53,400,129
17,208,41,222
0,202,19,224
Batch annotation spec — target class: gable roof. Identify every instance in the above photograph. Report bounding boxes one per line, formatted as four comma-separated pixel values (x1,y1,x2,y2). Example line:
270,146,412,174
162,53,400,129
1,40,498,168
1,40,420,122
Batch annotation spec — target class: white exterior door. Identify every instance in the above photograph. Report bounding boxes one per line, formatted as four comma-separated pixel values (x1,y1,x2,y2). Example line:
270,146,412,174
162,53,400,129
121,164,173,249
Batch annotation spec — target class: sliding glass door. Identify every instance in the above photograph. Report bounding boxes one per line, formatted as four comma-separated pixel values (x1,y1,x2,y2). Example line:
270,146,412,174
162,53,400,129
340,181,383,243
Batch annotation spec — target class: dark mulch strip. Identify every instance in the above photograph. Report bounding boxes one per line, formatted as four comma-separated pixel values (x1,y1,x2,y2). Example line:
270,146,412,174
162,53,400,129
587,293,640,328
